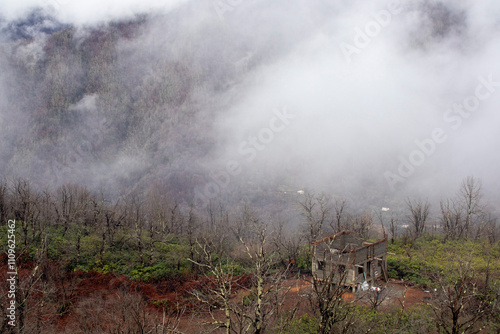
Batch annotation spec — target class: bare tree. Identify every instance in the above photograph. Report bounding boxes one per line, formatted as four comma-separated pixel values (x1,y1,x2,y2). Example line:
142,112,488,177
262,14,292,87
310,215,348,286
375,208,396,243
188,222,235,334
330,198,348,234
189,234,247,334
272,220,302,270
440,199,463,240
0,236,49,334
232,204,258,242
365,285,387,311
428,257,490,334
99,199,126,261
346,211,373,240
145,185,171,238
459,176,482,239
483,214,499,244
299,193,332,249
236,220,291,334
190,213,291,334
144,188,186,266
76,291,185,334
37,190,56,242
11,178,41,247
389,213,399,244
306,250,353,334
185,205,199,272
54,183,90,237
406,198,430,238
488,285,500,331
441,176,489,240
0,179,8,225
126,194,146,266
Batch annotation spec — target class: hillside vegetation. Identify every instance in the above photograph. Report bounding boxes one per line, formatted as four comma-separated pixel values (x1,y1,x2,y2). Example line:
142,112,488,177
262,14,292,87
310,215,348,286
0,178,499,333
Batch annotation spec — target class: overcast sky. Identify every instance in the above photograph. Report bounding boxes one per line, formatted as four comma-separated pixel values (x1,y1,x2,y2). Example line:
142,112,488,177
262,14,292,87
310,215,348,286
205,0,500,206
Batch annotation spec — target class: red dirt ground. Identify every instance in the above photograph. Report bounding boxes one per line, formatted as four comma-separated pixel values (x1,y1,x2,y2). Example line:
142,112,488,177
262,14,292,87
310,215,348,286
0,255,431,333
175,277,431,333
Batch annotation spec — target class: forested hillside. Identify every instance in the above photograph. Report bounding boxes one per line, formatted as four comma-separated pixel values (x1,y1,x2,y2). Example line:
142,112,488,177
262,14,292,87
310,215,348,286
0,177,499,333
2,11,216,200
1,2,499,210
0,6,325,206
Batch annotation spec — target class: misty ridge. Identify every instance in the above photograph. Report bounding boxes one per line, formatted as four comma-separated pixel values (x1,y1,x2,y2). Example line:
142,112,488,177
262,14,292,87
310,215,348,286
0,0,499,219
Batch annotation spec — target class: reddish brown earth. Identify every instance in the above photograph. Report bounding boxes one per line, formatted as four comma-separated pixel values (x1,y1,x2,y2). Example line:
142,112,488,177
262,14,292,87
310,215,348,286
1,256,431,333
175,278,432,333
373,279,431,311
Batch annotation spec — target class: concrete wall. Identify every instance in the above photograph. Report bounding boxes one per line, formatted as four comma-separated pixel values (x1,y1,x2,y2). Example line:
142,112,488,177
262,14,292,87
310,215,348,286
312,235,388,287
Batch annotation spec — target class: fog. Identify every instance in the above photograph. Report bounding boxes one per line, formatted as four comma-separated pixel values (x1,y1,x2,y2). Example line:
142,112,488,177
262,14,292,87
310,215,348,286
0,0,188,25
0,0,499,213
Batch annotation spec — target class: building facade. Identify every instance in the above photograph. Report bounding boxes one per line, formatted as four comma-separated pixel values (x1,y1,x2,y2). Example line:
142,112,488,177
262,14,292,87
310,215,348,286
312,231,388,291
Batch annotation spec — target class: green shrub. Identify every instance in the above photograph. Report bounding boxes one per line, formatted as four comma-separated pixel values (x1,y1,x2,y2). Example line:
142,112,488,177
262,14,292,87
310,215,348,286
296,245,311,271
221,263,245,275
130,261,190,282
288,314,318,334
387,258,430,284
48,235,71,260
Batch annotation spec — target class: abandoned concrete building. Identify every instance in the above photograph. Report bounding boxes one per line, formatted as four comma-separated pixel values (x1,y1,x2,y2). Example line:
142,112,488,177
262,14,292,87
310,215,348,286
312,231,388,291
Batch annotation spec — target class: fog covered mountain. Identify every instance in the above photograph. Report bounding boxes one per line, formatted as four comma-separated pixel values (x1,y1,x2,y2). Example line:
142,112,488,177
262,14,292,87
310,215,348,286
1,0,499,214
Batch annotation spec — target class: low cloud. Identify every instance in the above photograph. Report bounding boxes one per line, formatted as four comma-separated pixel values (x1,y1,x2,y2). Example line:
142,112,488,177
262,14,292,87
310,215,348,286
0,0,499,210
